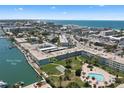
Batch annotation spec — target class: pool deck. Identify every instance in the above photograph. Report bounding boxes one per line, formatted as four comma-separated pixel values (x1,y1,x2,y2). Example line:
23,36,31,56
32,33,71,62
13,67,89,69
81,63,115,87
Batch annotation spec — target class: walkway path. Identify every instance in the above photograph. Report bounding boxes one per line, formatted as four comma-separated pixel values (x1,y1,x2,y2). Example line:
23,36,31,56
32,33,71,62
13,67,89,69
14,43,42,77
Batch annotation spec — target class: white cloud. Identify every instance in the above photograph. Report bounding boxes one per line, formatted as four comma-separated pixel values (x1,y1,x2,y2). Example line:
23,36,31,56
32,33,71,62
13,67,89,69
63,12,67,14
18,8,23,11
15,8,24,11
51,6,56,9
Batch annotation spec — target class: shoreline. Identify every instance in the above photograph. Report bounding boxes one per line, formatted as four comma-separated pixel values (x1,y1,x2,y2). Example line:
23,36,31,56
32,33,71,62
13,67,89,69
14,43,40,76
13,42,47,87
1,29,46,87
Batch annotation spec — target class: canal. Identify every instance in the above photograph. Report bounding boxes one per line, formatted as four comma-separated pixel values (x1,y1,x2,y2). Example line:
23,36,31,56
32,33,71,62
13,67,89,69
0,38,42,87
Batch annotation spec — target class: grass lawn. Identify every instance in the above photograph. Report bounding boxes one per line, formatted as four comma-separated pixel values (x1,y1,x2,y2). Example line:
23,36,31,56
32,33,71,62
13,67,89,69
41,55,87,88
41,63,62,75
49,74,84,88
54,55,87,70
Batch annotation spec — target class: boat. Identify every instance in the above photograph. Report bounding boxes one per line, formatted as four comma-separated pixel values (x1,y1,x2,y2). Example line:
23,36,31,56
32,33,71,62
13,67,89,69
13,81,25,88
8,45,16,49
18,81,24,86
0,80,8,88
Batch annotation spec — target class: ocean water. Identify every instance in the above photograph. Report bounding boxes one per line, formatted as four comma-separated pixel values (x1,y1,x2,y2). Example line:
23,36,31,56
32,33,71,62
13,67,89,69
47,20,124,29
0,38,41,86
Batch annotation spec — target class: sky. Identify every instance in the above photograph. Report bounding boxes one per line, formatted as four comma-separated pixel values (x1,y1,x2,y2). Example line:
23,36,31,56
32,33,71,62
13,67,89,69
0,5,124,20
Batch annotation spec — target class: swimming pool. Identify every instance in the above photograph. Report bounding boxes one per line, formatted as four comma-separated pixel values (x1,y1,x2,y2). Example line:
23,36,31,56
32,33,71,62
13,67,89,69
88,73,104,81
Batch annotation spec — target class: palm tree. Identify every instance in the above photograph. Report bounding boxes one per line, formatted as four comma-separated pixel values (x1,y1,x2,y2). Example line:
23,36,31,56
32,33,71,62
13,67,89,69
92,77,95,81
91,55,100,66
82,72,86,76
83,81,91,88
66,82,80,88
84,59,89,64
93,84,97,88
104,81,108,87
66,59,72,69
86,76,89,80
64,69,71,81
49,57,58,63
59,76,63,88
75,69,82,76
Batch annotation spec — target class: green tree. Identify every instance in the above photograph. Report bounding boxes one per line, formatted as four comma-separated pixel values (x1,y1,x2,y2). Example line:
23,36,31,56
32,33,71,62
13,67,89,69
64,69,71,81
46,78,56,88
83,81,91,88
84,59,89,64
59,76,63,88
75,69,82,76
106,83,115,88
66,82,80,88
91,56,99,66
49,57,58,63
65,59,72,69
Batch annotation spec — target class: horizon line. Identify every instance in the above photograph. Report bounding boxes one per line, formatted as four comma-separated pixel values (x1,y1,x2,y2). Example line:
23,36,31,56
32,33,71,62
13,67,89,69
0,19,124,21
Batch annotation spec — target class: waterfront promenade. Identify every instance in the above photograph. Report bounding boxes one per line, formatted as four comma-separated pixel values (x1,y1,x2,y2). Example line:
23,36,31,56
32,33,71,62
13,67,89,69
25,81,52,88
14,43,42,76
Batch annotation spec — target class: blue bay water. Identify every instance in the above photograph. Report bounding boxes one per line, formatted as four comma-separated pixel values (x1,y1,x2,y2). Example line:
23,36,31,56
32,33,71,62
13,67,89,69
0,38,41,86
48,20,124,29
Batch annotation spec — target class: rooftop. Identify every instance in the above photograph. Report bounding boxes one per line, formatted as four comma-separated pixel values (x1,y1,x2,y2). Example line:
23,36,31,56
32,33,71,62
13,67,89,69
19,41,124,65
59,34,68,43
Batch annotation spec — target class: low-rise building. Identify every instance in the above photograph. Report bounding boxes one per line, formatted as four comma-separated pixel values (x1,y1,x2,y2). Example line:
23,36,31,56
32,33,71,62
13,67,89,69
118,38,124,48
38,42,57,52
59,34,69,47
99,30,115,36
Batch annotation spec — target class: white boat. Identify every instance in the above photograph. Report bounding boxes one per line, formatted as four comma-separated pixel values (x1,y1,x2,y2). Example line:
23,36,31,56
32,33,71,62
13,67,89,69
0,80,8,88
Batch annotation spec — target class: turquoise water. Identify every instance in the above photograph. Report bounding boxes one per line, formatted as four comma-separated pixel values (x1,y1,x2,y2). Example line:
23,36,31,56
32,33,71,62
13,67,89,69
48,20,124,29
88,73,104,81
0,38,41,86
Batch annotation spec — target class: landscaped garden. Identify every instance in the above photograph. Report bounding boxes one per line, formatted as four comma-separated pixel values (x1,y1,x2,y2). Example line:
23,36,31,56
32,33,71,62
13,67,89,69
41,55,124,88
41,55,88,88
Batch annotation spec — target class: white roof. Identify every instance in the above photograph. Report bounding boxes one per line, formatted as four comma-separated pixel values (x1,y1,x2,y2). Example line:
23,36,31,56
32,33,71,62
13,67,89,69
39,46,57,51
109,36,124,40
38,43,57,51
59,34,68,43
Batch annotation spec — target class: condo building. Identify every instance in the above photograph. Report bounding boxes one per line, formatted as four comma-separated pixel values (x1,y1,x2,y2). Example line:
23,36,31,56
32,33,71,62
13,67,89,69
59,34,69,47
99,30,116,36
